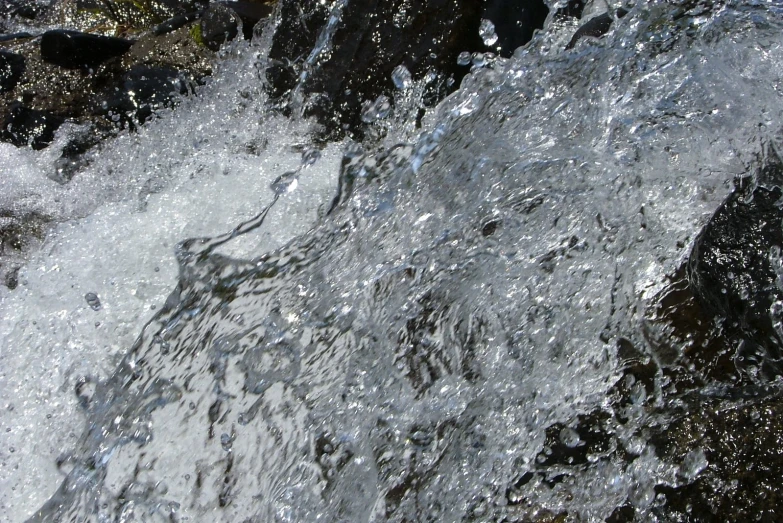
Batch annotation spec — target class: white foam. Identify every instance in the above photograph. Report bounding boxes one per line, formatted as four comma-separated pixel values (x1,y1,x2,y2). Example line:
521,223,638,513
0,39,340,522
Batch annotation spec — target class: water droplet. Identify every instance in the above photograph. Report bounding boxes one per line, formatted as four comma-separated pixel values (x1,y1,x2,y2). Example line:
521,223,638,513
361,95,392,123
559,427,580,448
457,51,472,66
679,449,708,479
85,292,102,311
270,171,299,195
391,64,412,90
479,19,498,46
220,432,233,451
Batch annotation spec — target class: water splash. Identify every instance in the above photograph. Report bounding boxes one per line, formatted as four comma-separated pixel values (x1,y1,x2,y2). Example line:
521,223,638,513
9,1,783,522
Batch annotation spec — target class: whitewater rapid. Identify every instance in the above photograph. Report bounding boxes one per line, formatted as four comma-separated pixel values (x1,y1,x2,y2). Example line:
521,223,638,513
2,1,783,521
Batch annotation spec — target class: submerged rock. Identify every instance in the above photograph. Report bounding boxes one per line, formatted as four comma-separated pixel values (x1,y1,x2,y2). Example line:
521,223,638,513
0,32,33,43
0,210,49,289
40,0,206,34
1,0,47,20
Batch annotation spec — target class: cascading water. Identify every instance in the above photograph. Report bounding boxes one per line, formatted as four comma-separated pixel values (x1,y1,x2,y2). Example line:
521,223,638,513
2,0,783,521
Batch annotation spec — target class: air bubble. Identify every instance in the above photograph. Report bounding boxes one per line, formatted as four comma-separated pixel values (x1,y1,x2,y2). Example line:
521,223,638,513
270,172,299,195
85,293,102,311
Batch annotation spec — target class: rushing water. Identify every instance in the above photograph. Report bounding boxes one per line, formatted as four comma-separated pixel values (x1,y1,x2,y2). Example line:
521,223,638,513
2,1,783,521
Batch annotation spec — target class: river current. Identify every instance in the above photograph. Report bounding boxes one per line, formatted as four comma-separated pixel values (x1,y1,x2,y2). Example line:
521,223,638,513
2,1,783,521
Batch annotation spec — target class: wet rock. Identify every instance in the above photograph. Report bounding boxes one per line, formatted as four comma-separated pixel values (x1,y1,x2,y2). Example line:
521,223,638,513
264,0,330,101
267,0,491,140
120,22,214,73
219,0,275,40
1,104,64,149
482,0,549,57
0,14,215,153
266,0,547,139
687,160,783,382
650,395,783,522
198,4,240,51
0,50,24,93
40,30,134,69
99,65,189,126
565,8,628,50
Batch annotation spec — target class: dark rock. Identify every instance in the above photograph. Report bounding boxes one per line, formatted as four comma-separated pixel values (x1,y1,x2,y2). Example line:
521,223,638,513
218,1,275,40
482,0,549,57
565,8,629,50
267,0,489,140
0,50,24,93
264,0,330,102
40,30,134,69
687,157,783,382
650,395,783,522
1,104,64,150
99,65,189,126
198,4,240,51
265,0,546,140
120,22,214,74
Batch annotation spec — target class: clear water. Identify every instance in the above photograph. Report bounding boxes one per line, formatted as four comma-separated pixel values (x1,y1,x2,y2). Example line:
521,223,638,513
2,1,783,521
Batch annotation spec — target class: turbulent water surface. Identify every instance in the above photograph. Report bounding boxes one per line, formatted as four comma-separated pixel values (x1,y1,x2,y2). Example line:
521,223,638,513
2,1,783,521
